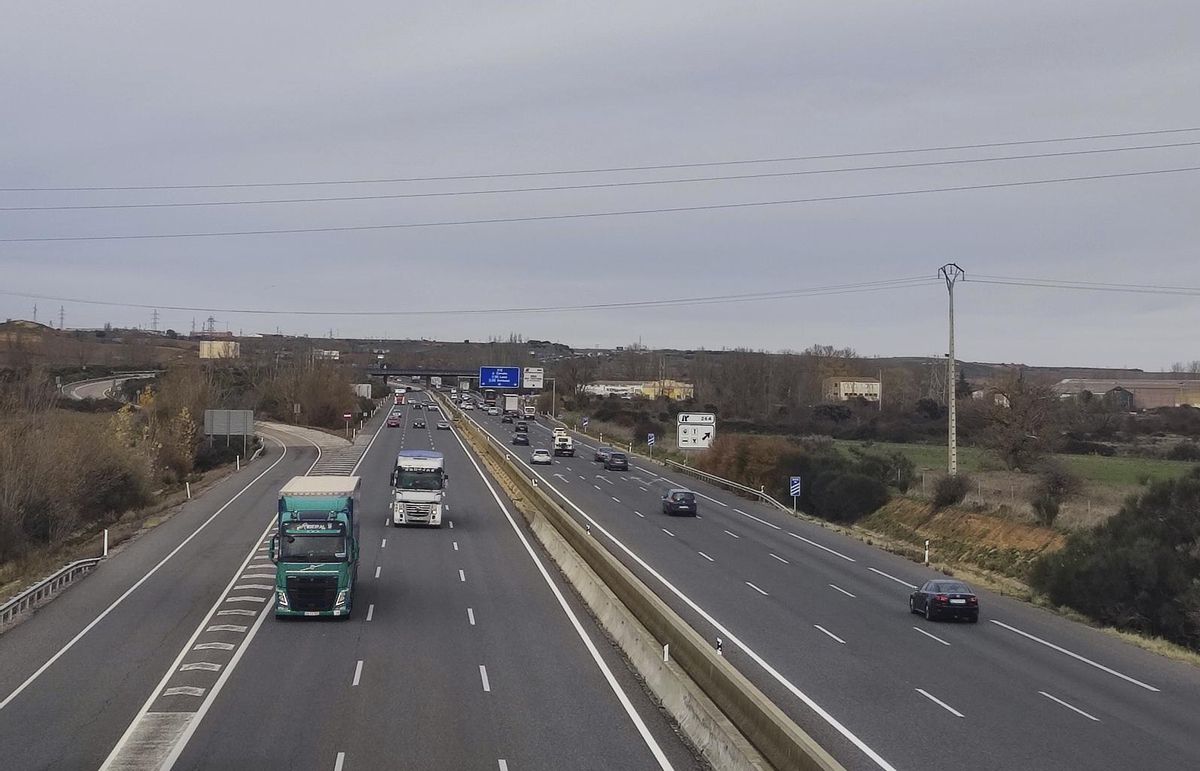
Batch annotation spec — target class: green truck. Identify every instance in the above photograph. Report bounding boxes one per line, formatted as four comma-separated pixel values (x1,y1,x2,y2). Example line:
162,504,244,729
268,475,362,618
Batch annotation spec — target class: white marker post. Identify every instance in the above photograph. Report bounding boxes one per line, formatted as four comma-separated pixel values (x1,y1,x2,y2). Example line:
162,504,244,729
103,529,108,558
186,482,192,499
663,643,670,663
924,539,931,566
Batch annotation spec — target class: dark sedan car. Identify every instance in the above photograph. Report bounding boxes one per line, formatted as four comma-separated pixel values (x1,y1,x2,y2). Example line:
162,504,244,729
512,433,530,446
661,489,697,516
910,580,979,622
604,452,629,471
515,421,529,433
501,414,514,423
594,447,613,463
412,418,426,429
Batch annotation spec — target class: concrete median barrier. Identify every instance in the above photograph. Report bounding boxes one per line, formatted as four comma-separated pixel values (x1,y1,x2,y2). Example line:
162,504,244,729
447,397,843,771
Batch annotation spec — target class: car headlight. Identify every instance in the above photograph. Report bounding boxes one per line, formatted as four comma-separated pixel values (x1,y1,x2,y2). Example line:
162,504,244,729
277,589,289,607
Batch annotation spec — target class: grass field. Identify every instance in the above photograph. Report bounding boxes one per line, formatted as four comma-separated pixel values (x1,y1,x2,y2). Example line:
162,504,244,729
835,439,1197,488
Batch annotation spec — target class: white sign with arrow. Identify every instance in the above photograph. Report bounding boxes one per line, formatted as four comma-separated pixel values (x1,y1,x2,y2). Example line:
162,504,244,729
677,423,715,449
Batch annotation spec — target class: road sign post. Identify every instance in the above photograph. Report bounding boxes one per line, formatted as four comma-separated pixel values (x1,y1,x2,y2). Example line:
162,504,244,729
789,476,802,512
647,432,656,459
343,411,352,439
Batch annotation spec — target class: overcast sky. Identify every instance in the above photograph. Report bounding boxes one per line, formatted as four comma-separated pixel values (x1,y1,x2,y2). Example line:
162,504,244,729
2,2,1197,369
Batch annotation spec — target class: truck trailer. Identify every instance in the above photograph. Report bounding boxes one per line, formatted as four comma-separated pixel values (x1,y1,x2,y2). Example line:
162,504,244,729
391,450,447,526
269,476,362,618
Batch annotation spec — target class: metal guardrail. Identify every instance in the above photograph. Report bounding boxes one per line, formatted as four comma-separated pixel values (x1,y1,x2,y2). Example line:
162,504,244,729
0,557,104,627
658,457,793,514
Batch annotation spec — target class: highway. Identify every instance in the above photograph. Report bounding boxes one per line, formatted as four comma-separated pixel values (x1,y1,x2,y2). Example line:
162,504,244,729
0,398,701,770
460,401,1200,771
63,372,158,401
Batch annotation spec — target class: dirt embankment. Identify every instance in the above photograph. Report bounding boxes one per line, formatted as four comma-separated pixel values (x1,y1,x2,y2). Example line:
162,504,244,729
860,498,1065,582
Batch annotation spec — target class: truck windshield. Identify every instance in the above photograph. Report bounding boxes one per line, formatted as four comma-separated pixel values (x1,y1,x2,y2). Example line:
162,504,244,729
395,469,443,490
281,534,347,562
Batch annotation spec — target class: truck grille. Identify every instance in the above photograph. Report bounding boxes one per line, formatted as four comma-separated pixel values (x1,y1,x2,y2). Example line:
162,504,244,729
401,502,435,523
286,575,338,612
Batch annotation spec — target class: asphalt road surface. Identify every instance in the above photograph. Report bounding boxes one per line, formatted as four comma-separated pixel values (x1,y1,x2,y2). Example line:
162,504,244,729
460,399,1200,771
0,399,701,771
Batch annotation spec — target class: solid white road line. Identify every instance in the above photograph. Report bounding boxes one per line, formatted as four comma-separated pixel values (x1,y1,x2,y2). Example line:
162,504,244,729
479,665,491,692
734,508,782,530
913,626,951,646
661,528,675,537
1039,691,1101,722
723,529,740,539
459,569,466,583
990,620,1160,692
788,532,856,562
769,553,790,565
446,423,674,770
745,581,769,596
1,437,291,714
468,608,476,626
829,584,856,598
813,625,846,645
915,688,964,718
334,751,346,771
366,604,374,622
698,551,714,562
462,411,895,771
692,491,728,507
352,660,363,686
868,567,918,589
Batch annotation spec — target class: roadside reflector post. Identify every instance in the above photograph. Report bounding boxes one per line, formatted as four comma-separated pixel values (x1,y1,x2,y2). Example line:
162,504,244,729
924,539,931,566
186,482,192,499
236,455,240,471
715,637,724,656
103,529,108,558
663,643,670,663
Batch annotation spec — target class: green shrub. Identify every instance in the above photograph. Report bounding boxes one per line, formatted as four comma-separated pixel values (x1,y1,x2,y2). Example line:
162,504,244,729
1030,468,1200,650
933,474,971,508
810,472,890,523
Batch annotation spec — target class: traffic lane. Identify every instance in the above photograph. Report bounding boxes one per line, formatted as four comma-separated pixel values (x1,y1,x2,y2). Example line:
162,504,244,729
0,444,315,770
429,414,702,769
503,441,1200,770
557,427,1200,714
175,419,402,770
464,414,893,770
466,413,1200,770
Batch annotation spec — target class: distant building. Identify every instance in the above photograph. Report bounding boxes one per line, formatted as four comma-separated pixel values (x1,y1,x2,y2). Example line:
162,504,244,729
199,340,240,359
823,377,881,403
313,349,341,361
971,389,1011,408
1054,378,1200,410
583,379,695,400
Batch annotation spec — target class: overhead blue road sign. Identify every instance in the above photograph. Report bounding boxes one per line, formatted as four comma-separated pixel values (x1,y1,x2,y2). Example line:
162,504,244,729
479,366,521,389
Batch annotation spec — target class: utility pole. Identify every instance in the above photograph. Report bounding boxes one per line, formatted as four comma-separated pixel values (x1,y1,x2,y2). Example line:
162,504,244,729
940,263,965,476
151,308,160,333
59,305,65,330
33,304,37,324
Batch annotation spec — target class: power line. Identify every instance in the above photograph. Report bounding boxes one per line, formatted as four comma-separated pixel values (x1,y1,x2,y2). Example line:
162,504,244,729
3,126,1198,193
4,140,1197,212
969,275,1200,296
0,277,938,317
4,165,1197,243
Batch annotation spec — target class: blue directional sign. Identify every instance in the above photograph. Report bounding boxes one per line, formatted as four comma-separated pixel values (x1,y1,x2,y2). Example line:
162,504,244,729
789,476,803,497
647,433,656,446
479,366,521,389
